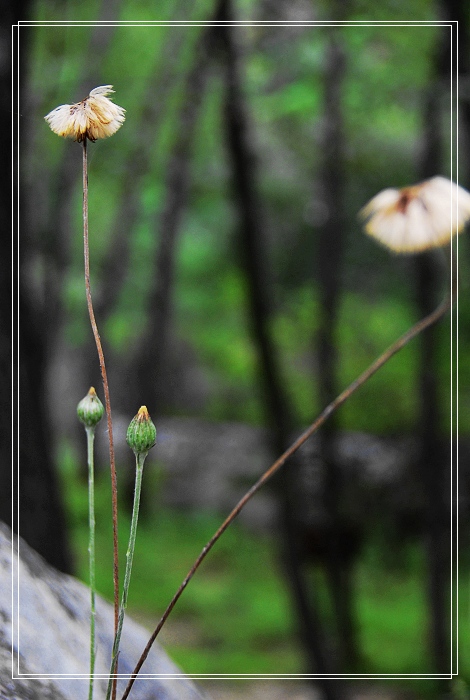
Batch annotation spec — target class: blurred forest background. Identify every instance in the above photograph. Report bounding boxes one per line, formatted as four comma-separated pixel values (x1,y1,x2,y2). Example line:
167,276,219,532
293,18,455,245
8,0,470,698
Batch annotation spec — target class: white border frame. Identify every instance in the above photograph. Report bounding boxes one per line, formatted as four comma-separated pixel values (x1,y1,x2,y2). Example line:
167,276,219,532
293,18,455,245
13,16,460,686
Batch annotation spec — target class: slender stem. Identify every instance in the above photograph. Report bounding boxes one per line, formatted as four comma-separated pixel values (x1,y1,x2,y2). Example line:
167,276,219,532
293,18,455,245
86,425,96,700
120,292,453,700
82,139,120,660
106,452,147,700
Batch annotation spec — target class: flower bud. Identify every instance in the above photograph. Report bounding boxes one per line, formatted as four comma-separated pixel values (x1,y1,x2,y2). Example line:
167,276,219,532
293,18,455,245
126,406,156,456
77,387,105,428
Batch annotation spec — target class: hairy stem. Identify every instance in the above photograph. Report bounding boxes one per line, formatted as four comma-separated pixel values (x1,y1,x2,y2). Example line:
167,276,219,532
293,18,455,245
86,425,96,700
82,139,120,677
120,292,452,700
106,452,147,700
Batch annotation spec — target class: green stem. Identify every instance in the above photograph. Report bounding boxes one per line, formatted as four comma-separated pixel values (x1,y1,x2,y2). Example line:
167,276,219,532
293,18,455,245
106,452,147,700
86,425,96,700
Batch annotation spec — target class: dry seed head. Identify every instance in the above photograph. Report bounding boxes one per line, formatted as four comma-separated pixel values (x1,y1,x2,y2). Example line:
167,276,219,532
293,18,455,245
44,85,126,142
359,176,470,253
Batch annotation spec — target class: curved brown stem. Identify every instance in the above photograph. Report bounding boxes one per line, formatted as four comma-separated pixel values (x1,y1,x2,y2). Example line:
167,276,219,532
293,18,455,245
120,291,452,700
82,139,120,693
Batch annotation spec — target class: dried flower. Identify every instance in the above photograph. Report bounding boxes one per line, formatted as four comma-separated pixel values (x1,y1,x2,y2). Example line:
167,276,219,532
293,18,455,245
126,406,157,457
77,387,105,428
359,176,470,253
45,85,126,142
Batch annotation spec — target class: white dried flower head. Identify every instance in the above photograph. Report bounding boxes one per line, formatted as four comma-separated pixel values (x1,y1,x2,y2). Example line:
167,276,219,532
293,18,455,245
359,176,470,253
44,85,126,142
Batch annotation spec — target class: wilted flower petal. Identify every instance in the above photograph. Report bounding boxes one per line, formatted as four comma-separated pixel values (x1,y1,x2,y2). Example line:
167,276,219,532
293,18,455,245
45,85,126,142
359,176,470,253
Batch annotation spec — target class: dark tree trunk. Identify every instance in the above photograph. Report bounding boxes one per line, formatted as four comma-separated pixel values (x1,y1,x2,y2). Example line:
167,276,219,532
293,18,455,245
18,291,73,573
221,34,290,452
10,7,73,573
0,2,18,535
414,253,450,678
439,1,470,187
315,29,359,671
415,16,453,680
217,6,343,697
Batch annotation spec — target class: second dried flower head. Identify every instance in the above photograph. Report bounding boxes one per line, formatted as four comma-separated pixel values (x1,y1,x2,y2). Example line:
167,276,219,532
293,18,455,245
360,176,470,253
44,85,126,142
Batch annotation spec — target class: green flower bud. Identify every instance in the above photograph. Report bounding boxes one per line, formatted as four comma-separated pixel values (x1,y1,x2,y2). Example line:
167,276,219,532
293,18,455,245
77,387,105,428
126,406,156,456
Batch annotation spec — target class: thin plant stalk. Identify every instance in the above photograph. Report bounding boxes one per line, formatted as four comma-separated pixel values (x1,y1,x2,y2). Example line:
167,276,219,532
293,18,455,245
86,425,97,700
106,452,147,700
82,139,120,657
120,290,453,700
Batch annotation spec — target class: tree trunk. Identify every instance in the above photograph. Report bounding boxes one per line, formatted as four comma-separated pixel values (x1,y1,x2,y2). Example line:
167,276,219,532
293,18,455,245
11,5,73,573
439,0,470,186
18,292,74,573
0,0,18,536
415,15,452,681
217,6,343,697
315,28,359,671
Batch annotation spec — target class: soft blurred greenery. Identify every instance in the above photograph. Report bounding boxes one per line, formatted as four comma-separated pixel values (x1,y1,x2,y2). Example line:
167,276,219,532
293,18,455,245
60,440,469,691
26,1,469,693
28,1,469,437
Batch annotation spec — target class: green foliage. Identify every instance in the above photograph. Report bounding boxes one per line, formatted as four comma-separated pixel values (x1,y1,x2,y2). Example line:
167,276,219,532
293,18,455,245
31,4,466,436
34,7,469,694
337,293,419,433
59,442,469,686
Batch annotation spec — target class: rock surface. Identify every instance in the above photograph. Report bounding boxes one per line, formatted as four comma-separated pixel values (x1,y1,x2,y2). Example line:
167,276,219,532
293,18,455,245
0,521,207,700
134,417,419,533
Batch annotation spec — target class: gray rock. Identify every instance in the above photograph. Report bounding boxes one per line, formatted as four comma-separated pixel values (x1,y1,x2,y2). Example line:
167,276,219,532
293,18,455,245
0,522,207,700
146,418,418,531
